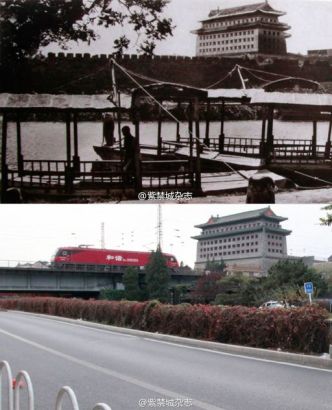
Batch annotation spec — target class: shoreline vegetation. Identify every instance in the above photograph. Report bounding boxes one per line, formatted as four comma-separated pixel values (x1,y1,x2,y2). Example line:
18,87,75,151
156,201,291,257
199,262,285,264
1,104,261,122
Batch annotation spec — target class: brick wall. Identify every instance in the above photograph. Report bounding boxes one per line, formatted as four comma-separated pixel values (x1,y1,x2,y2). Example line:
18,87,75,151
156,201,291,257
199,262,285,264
2,53,332,93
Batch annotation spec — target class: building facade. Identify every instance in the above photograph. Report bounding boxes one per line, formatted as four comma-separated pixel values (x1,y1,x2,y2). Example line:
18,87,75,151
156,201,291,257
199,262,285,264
308,49,332,58
192,1,290,57
193,207,291,276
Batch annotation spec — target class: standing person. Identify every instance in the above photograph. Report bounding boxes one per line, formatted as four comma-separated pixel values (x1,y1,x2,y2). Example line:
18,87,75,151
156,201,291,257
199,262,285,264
102,113,115,146
122,125,136,182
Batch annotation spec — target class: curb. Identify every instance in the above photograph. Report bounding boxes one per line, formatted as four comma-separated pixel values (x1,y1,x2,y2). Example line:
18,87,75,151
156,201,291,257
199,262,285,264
10,310,332,371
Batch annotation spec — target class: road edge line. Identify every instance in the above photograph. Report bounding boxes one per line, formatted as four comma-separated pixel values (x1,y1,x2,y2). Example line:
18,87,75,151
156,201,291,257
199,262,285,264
10,310,332,370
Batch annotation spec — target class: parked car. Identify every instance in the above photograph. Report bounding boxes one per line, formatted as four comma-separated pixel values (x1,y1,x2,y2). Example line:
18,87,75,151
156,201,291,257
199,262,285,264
259,300,285,309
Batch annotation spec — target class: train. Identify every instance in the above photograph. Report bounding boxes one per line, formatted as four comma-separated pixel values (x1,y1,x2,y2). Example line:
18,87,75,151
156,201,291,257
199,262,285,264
52,246,179,270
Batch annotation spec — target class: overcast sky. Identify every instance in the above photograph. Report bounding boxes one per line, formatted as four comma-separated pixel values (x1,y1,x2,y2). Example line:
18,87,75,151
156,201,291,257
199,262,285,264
45,0,332,57
0,204,330,268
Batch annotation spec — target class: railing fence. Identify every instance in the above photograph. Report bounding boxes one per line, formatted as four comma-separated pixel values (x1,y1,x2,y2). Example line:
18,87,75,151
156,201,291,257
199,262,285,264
0,361,111,410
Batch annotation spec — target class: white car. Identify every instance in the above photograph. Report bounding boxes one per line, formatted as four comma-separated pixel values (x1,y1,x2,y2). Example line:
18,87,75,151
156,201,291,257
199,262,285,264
259,300,285,309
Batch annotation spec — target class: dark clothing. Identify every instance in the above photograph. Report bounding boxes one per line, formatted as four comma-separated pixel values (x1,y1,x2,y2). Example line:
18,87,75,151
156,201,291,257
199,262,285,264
124,134,135,162
246,177,275,204
103,117,115,146
123,134,136,182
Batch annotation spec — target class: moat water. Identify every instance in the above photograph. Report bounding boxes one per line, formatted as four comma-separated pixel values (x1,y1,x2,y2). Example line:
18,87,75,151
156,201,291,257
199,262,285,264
5,120,331,166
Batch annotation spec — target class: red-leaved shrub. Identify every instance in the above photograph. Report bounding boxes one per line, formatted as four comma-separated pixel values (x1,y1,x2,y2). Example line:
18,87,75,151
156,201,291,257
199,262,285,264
0,297,328,354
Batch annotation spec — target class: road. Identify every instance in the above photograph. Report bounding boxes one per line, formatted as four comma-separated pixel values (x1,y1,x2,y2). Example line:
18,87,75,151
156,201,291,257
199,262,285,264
0,311,331,410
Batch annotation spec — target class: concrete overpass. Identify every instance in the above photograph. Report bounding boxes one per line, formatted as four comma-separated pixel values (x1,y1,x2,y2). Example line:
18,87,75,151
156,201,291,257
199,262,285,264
0,266,200,298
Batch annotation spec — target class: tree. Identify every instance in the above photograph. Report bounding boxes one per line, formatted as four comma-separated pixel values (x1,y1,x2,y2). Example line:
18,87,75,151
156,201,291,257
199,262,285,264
191,272,223,304
214,275,259,306
99,288,125,300
261,259,328,304
145,246,170,302
205,259,226,274
320,205,332,226
123,266,143,301
0,0,173,63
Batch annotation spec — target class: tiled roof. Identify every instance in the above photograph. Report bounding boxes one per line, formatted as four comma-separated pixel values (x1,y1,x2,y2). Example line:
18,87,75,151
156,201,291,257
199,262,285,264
195,207,287,228
208,2,282,19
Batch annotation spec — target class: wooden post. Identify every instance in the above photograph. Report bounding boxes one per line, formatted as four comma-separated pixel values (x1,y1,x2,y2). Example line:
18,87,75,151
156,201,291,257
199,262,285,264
312,120,317,158
188,101,194,161
188,101,194,186
73,112,80,172
204,100,210,147
65,112,72,165
219,100,225,153
134,117,142,193
1,112,8,201
176,102,181,143
266,105,274,162
117,92,122,149
176,121,180,143
325,113,332,159
157,104,162,157
16,112,23,173
260,108,267,157
65,112,73,193
195,115,202,195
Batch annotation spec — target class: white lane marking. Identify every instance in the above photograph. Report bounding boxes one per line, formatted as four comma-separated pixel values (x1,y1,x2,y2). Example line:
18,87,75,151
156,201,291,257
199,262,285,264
0,327,225,410
8,312,139,339
8,311,332,374
143,339,332,374
47,319,139,339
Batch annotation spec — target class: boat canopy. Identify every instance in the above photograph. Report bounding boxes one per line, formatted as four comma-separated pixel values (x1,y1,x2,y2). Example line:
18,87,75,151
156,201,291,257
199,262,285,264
131,82,207,105
206,88,254,102
0,93,115,112
250,91,332,110
263,77,320,92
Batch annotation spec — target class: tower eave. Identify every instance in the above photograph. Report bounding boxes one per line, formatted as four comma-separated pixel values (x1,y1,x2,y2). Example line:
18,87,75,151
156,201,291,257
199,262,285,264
201,9,286,23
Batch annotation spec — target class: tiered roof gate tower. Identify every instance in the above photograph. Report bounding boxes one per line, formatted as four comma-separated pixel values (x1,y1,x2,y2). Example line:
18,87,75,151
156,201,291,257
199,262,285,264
192,1,291,57
193,207,291,276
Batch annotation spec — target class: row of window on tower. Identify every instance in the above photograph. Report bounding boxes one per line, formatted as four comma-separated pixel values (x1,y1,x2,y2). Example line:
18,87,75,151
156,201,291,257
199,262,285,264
200,234,259,244
200,247,260,259
200,30,255,40
203,16,278,29
202,222,280,236
199,42,256,54
200,244,284,260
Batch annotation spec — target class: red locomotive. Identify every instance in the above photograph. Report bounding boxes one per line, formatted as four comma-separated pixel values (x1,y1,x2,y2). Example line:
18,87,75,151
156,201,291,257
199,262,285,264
52,246,179,270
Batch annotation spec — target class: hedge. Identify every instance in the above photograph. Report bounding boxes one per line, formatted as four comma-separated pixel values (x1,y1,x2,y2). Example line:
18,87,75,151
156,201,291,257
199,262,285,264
0,297,329,354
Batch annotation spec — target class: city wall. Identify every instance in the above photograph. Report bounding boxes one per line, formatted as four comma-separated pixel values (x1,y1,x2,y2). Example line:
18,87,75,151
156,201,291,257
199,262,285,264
2,52,332,93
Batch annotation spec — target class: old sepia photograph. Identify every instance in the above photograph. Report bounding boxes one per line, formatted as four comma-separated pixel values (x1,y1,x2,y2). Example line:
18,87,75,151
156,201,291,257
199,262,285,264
1,0,332,203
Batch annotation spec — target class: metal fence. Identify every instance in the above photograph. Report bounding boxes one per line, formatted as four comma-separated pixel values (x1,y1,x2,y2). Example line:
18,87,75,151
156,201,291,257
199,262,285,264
0,361,112,410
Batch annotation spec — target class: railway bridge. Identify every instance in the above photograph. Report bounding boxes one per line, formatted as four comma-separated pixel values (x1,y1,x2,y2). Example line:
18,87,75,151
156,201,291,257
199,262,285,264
0,265,199,298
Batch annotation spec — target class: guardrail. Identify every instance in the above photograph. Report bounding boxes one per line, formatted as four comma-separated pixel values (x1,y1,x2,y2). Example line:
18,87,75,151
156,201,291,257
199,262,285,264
0,361,111,410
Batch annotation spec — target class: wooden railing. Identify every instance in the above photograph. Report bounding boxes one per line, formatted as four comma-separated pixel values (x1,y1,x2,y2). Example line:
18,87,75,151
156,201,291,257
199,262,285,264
163,136,331,162
7,158,197,194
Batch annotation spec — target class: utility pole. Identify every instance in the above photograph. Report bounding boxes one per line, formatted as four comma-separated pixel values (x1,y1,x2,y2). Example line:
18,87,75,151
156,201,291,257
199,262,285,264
101,222,105,249
157,205,163,250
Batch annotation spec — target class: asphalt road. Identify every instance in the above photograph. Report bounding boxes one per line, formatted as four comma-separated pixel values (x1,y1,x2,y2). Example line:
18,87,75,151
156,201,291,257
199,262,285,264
0,311,331,410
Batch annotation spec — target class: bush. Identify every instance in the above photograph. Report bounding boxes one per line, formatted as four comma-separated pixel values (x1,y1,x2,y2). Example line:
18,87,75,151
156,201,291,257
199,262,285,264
0,297,329,354
99,289,125,301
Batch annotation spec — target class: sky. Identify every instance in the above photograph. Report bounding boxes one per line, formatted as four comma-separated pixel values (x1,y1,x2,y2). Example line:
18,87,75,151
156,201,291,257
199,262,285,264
0,204,331,268
44,0,332,57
